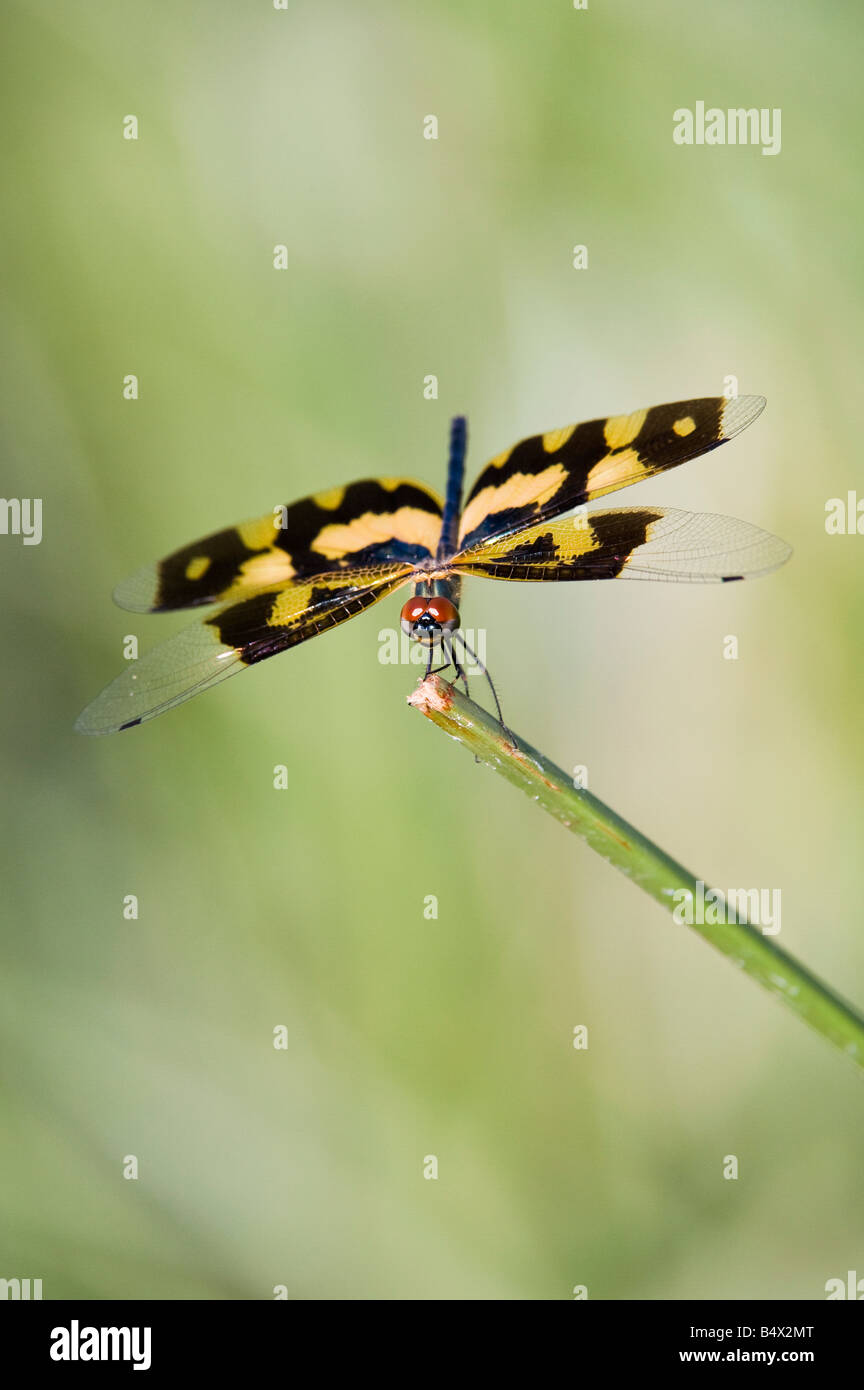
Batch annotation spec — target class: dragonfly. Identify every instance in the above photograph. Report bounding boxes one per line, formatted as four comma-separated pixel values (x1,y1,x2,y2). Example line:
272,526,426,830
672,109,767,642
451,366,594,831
75,394,791,735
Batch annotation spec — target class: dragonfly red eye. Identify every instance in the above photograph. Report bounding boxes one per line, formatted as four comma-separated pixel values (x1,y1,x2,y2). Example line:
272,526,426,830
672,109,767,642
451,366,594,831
400,597,428,624
425,597,460,629
400,594,461,640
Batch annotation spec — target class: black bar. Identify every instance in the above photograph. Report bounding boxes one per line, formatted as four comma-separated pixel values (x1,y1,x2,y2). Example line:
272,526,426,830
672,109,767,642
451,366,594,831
5,1297,860,1374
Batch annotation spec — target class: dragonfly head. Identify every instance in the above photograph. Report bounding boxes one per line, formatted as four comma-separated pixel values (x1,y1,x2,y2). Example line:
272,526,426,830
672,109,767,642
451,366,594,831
400,595,460,647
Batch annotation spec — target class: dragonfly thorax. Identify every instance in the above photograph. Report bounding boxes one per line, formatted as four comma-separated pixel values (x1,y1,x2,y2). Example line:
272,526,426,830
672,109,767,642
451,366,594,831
400,595,461,647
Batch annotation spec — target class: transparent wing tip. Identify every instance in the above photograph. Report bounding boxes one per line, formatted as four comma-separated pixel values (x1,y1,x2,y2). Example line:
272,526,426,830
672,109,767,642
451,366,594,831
720,394,767,440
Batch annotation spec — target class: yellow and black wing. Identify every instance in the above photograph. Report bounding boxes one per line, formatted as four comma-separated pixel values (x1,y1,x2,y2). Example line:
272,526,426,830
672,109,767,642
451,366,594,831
457,396,765,551
115,478,443,613
452,507,791,583
75,567,413,735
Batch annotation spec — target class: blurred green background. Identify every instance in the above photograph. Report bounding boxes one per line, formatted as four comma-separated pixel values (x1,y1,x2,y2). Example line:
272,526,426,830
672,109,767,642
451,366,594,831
2,0,863,1300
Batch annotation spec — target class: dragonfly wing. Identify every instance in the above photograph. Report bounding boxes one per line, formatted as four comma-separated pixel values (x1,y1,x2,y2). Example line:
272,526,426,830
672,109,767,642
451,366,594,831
76,567,413,734
457,396,765,551
114,479,443,613
452,507,792,583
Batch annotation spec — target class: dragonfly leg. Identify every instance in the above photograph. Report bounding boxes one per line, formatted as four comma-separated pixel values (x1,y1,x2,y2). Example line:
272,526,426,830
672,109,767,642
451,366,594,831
453,631,518,750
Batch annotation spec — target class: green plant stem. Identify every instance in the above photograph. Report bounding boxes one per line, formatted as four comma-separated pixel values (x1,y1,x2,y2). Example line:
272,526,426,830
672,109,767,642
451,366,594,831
408,674,864,1072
